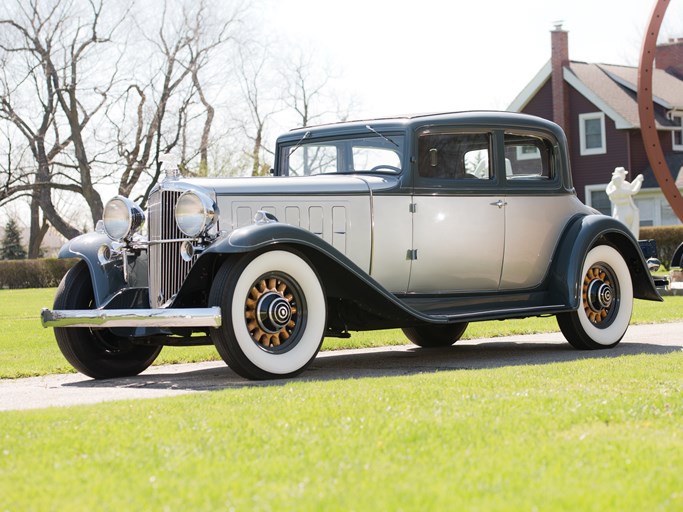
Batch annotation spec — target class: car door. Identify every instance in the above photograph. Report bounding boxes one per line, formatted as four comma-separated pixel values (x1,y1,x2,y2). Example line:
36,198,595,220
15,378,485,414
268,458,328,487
499,131,586,290
408,130,505,293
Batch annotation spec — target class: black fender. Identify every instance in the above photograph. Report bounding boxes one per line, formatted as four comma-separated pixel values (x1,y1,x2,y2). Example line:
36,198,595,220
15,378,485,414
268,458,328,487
176,223,430,326
57,233,148,307
671,241,683,269
549,214,662,309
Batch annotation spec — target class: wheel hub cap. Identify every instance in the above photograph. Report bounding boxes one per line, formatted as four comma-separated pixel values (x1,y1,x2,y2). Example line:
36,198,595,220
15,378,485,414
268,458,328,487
587,280,612,311
244,276,299,349
582,265,617,325
256,292,293,334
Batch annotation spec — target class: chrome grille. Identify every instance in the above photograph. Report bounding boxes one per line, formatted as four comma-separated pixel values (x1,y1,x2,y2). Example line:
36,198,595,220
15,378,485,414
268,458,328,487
148,189,196,308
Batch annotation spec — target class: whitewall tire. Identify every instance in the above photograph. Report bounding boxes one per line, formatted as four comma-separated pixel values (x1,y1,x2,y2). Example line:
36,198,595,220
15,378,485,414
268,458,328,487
557,245,633,349
209,250,326,380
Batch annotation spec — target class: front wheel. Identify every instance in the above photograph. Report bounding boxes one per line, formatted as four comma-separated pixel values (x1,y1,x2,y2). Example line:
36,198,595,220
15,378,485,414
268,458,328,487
53,261,162,379
402,323,468,348
209,250,326,380
557,245,633,350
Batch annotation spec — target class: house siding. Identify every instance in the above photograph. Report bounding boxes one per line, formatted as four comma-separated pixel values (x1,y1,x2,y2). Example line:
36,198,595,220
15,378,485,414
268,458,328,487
628,130,650,174
521,79,553,119
567,87,630,201
520,79,628,201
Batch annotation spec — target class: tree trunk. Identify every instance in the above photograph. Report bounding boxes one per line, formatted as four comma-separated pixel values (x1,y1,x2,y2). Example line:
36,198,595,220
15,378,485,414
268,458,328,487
28,198,49,258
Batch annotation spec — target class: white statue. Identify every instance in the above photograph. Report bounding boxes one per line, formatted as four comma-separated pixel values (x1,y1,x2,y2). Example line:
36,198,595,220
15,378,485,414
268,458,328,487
606,166,644,238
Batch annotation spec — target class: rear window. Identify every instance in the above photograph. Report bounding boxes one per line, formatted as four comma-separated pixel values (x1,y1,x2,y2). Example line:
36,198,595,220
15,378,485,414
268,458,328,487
503,133,554,180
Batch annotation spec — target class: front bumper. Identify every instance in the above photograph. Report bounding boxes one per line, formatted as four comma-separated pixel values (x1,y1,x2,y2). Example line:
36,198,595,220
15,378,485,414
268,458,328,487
41,307,222,328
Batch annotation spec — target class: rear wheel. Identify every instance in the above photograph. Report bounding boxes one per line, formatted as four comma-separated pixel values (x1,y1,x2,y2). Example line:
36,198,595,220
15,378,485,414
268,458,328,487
557,245,633,349
209,250,326,380
402,323,468,348
53,261,161,379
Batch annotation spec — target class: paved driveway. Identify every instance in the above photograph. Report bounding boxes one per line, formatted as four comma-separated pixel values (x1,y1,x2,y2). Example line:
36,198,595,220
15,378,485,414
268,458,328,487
1,322,681,411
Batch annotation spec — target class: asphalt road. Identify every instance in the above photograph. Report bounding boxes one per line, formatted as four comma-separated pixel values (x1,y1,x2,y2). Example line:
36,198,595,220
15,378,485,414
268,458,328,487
1,322,682,411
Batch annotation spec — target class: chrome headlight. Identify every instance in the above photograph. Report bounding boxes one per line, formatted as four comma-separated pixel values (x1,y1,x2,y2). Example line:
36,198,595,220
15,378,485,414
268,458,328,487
174,190,217,237
102,196,145,241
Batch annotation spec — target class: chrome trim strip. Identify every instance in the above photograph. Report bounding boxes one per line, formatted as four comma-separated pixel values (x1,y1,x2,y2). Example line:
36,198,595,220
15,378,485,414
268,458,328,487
41,307,222,328
354,176,375,275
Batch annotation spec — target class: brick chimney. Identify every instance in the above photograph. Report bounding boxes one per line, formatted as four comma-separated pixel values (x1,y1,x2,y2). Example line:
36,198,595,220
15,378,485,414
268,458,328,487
656,38,683,80
551,24,570,132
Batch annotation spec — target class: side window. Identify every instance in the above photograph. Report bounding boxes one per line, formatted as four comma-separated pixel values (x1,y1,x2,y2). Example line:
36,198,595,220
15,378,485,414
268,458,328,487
287,144,338,175
418,133,492,180
503,133,554,179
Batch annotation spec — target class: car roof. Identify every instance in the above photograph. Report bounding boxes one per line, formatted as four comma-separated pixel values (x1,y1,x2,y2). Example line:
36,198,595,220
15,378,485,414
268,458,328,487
278,111,564,143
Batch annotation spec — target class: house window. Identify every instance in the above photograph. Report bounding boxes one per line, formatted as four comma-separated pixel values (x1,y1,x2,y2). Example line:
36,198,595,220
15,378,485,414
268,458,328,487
670,112,683,151
579,112,606,155
504,133,553,179
586,187,611,216
515,144,541,161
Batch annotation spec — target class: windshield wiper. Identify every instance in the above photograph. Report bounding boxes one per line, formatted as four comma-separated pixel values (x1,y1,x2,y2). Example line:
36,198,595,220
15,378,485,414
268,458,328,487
288,131,311,156
365,125,399,148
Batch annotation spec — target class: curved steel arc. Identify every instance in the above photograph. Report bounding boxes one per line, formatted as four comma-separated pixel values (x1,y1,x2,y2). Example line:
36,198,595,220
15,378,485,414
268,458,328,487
637,0,683,223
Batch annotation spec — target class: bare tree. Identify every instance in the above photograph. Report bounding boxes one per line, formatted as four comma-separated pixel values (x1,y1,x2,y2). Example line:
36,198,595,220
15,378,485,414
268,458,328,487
0,0,352,257
0,0,121,247
279,48,358,129
234,43,281,176
281,50,331,128
112,0,240,204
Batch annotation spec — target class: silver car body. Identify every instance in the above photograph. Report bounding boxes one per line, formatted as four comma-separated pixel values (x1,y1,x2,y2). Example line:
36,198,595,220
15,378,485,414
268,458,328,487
41,111,662,380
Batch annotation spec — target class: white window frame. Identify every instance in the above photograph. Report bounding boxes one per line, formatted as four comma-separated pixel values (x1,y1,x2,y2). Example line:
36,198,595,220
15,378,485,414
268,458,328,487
579,112,606,156
585,183,610,215
515,145,540,161
668,111,683,151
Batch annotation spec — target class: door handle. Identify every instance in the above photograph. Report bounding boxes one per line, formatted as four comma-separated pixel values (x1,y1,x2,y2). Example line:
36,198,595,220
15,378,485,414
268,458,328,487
489,200,507,208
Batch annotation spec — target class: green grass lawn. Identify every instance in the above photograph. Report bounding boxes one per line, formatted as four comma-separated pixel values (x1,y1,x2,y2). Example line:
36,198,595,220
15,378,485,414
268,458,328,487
1,353,681,510
1,288,682,379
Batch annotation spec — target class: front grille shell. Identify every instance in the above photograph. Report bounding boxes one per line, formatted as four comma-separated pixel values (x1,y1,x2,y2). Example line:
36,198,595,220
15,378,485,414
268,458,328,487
147,188,198,308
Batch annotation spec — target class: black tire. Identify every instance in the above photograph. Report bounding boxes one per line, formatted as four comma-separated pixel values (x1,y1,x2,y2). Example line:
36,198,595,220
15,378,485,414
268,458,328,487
53,261,162,379
556,245,633,350
209,250,326,380
402,323,469,348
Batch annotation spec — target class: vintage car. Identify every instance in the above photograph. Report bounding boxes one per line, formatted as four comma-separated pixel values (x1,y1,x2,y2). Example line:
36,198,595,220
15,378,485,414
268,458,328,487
41,111,661,380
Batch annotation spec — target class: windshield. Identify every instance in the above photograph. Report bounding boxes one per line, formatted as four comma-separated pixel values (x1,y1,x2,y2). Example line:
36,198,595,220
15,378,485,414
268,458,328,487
280,135,404,176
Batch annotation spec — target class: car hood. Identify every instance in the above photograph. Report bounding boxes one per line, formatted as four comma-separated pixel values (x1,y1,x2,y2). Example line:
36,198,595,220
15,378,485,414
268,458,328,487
176,174,399,196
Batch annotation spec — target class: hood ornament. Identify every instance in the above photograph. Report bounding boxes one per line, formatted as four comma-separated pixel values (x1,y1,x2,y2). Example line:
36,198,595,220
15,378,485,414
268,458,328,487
159,154,181,180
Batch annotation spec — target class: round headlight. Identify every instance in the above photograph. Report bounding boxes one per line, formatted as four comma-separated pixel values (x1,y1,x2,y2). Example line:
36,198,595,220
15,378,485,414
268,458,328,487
174,190,217,237
102,196,145,241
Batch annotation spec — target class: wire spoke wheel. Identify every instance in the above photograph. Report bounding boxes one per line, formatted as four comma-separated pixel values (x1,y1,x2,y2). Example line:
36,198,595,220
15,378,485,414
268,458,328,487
244,273,304,352
581,263,618,327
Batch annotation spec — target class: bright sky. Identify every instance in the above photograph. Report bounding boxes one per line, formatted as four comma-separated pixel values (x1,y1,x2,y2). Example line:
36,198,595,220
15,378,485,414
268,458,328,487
264,0,683,118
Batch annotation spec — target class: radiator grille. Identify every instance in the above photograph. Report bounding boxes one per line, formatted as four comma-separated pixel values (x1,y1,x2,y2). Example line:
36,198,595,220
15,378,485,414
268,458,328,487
148,189,196,308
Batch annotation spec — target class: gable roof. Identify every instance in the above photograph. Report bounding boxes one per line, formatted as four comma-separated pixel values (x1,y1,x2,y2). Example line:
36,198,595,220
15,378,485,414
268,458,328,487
508,60,683,130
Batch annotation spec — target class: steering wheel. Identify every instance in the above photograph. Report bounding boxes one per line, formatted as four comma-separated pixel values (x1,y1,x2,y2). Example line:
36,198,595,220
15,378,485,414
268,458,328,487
370,165,401,173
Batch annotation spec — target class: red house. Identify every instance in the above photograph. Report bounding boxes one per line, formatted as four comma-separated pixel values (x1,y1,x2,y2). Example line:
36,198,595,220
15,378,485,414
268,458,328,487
509,25,683,227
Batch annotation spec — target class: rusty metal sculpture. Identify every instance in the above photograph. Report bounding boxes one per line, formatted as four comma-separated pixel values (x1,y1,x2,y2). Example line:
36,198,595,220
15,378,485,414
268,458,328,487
637,0,683,223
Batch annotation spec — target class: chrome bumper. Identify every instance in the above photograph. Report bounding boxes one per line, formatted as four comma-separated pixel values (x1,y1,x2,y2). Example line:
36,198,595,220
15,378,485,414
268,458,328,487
41,307,222,328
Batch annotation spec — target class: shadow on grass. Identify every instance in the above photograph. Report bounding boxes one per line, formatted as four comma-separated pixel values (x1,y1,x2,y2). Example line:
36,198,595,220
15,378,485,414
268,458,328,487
63,338,683,392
